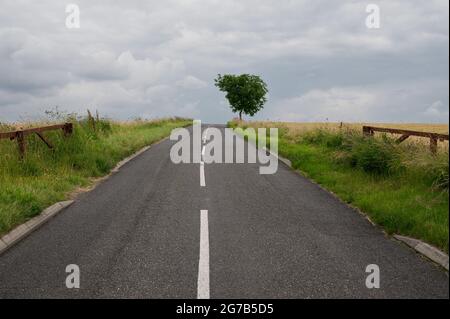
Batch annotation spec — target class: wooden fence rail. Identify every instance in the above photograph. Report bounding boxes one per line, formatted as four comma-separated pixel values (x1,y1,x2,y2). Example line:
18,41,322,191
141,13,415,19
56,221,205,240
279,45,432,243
0,123,73,159
362,126,449,154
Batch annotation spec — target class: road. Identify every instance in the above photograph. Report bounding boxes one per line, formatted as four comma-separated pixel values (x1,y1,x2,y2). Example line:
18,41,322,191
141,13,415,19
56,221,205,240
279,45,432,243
0,125,448,298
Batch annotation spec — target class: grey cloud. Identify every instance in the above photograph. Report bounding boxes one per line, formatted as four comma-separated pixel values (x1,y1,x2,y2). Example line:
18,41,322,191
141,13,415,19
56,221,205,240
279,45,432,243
176,76,208,89
0,0,448,123
262,78,449,123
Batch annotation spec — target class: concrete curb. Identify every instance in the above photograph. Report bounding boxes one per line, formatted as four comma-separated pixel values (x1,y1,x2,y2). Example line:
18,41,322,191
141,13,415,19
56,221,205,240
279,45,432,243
294,165,449,272
394,235,449,271
112,146,151,173
262,146,292,168
112,136,170,173
232,131,292,168
71,137,172,197
0,200,74,256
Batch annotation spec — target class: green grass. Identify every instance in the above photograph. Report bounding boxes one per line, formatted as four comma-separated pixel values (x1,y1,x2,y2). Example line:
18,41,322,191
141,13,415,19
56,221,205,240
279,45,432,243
230,120,449,252
0,117,191,235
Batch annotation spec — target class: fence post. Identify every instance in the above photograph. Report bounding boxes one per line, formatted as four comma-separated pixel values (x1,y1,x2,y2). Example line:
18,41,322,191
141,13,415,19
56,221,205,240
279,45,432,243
430,136,438,154
63,123,73,137
363,126,373,137
87,109,96,132
16,131,26,159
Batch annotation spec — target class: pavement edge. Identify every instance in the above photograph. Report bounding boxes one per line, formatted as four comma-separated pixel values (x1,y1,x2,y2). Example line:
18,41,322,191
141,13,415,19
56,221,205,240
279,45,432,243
394,235,449,271
237,127,448,272
0,124,191,257
0,200,74,256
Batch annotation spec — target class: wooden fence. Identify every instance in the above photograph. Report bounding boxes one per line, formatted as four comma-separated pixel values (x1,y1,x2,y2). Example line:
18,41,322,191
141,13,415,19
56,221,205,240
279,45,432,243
362,126,449,154
0,123,73,158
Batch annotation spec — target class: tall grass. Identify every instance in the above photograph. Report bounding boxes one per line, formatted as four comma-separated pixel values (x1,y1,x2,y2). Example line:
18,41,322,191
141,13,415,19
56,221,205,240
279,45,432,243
318,129,449,190
230,120,449,252
0,115,191,235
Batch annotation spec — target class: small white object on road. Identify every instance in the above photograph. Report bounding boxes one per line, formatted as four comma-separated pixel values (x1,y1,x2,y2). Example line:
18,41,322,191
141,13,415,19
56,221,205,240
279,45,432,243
202,128,209,144
200,128,208,187
200,162,206,187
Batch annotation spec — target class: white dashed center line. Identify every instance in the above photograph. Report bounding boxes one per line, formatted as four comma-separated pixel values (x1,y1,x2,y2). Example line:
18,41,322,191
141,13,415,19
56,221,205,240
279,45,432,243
200,162,206,187
202,128,209,144
197,209,210,299
198,128,210,298
200,128,208,187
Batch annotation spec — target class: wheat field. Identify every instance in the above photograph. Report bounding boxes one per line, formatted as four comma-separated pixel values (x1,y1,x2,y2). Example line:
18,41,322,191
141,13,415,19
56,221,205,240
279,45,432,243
244,121,448,133
241,121,449,148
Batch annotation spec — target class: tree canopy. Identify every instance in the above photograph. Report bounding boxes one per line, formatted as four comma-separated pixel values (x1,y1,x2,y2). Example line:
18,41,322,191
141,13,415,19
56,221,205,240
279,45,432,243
214,74,268,120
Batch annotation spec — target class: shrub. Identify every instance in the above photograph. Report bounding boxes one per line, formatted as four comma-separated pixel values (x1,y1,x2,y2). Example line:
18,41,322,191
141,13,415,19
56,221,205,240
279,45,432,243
301,129,345,149
97,119,113,133
430,156,449,190
405,150,449,191
349,137,400,175
299,129,400,175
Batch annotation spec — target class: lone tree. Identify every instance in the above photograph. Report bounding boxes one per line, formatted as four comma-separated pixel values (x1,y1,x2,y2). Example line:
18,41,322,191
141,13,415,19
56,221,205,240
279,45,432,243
215,74,268,120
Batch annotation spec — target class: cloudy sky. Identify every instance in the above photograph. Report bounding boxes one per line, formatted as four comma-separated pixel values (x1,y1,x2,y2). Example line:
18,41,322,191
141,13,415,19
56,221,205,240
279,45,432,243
0,0,448,123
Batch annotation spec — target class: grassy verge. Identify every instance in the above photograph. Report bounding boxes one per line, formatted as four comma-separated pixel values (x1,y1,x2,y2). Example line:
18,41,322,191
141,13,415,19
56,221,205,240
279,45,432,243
229,120,449,252
0,116,191,235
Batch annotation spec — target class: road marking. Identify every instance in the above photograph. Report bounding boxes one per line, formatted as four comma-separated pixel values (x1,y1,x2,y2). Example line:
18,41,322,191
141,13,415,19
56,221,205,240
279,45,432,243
200,162,206,187
200,127,208,187
198,209,210,299
202,128,209,143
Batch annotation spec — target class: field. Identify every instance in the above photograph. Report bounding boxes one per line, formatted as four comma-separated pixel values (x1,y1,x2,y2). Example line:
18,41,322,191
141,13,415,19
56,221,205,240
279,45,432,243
245,121,449,148
230,120,449,252
0,116,191,236
252,122,449,134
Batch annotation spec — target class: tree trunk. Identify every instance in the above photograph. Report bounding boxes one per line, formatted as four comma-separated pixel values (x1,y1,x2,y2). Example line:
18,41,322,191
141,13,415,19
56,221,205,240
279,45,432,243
239,111,242,121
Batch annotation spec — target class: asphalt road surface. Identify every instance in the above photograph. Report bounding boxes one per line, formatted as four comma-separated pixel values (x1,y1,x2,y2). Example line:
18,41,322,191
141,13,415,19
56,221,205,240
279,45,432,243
0,125,448,298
